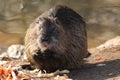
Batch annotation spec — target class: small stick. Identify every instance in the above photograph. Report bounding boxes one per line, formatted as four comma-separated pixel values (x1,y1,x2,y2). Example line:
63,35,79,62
36,70,70,78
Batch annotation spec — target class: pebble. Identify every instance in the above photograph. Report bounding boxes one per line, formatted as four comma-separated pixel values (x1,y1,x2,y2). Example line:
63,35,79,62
96,63,106,67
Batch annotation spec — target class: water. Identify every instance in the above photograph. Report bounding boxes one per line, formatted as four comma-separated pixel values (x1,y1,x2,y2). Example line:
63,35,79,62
0,33,24,48
0,0,120,48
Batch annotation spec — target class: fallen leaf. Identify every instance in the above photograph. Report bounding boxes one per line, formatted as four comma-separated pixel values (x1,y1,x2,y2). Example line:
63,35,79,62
95,57,103,61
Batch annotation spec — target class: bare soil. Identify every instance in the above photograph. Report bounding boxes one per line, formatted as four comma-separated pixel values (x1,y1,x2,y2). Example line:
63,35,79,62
69,47,120,80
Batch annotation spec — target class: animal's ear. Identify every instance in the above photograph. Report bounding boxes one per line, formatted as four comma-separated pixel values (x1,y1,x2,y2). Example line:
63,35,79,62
36,17,49,25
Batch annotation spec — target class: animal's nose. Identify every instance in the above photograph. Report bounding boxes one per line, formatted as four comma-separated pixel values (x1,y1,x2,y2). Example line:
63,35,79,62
41,37,49,42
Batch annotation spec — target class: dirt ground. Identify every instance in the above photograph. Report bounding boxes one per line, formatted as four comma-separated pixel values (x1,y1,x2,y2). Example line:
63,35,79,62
1,36,120,80
68,36,120,80
69,47,120,80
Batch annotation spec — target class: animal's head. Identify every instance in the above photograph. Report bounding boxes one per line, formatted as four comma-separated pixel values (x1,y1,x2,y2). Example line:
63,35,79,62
28,17,68,56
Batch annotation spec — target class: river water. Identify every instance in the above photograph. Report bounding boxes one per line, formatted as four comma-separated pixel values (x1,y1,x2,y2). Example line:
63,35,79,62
0,0,120,48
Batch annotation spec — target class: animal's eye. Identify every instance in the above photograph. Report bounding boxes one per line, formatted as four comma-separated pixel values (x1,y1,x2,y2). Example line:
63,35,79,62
52,25,58,33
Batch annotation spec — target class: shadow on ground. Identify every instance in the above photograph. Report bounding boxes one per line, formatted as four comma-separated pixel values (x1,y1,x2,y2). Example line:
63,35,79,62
69,59,120,80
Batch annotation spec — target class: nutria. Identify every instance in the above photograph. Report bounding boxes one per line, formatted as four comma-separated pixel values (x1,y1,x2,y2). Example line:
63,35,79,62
25,5,90,72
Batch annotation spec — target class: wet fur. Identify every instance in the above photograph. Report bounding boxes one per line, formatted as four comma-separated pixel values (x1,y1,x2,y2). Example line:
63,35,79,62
25,5,88,72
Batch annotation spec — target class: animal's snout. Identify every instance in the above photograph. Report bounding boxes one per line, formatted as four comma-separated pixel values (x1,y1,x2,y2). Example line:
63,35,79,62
41,37,49,42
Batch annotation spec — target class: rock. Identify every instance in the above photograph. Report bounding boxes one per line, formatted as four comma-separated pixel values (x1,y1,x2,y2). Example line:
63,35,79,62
7,44,27,59
88,36,120,63
96,36,120,51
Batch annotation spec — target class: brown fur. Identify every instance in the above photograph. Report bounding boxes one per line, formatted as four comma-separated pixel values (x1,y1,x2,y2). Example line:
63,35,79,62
25,5,89,72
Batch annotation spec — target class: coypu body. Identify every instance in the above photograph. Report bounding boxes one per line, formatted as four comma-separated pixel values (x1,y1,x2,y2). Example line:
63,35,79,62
25,5,89,72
